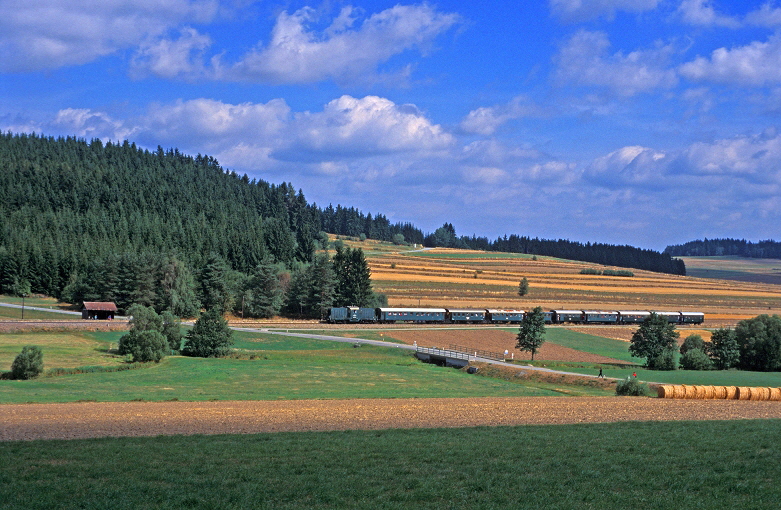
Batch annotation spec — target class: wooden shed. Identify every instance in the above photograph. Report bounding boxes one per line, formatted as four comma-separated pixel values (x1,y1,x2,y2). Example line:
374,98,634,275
82,302,118,320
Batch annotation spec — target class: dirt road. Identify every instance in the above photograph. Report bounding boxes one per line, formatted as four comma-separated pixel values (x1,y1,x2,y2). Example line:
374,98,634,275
2,397,779,441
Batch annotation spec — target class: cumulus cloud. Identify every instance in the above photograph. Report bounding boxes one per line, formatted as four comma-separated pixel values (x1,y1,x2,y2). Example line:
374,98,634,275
460,96,545,136
679,33,781,86
745,3,781,27
549,0,660,23
677,0,741,28
0,0,218,72
554,30,678,96
587,131,781,190
133,4,460,85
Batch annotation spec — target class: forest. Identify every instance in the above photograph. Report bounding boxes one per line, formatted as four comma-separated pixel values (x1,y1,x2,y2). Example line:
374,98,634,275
665,238,781,259
1,132,685,317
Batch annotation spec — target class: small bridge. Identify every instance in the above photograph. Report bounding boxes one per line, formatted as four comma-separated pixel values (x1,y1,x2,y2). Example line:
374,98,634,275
414,346,471,367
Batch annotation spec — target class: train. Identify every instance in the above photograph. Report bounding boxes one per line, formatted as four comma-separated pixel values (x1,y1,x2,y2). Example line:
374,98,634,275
328,306,704,325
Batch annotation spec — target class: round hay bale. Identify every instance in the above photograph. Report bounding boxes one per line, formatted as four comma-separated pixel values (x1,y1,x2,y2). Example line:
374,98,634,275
712,386,728,399
751,387,771,401
702,386,715,399
694,385,707,399
769,387,781,401
737,387,752,400
657,385,676,398
673,385,687,399
684,385,697,399
725,386,737,399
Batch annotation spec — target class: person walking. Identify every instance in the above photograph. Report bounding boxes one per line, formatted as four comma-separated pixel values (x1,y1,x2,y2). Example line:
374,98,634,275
598,368,603,378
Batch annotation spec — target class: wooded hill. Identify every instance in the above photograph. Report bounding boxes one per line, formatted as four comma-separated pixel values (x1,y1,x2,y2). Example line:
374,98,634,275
1,132,686,317
666,238,781,259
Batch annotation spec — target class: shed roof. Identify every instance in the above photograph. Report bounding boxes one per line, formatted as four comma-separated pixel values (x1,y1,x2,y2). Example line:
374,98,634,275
82,302,118,311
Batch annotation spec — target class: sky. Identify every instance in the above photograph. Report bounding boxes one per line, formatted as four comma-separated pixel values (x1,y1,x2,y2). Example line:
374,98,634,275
2,0,781,251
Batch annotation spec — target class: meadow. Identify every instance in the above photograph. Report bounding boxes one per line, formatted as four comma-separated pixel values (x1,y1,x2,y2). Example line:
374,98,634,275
1,420,779,509
0,330,615,403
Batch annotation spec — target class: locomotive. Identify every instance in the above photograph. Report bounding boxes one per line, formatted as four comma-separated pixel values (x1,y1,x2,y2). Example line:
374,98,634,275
328,306,704,325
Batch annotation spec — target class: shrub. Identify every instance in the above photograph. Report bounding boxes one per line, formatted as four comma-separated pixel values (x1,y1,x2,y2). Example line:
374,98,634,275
182,308,234,358
615,376,651,396
648,348,677,370
679,349,714,370
680,334,706,356
10,346,44,380
120,330,169,363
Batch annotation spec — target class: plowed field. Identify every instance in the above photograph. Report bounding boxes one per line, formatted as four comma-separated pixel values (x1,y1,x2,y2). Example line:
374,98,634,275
3,398,780,441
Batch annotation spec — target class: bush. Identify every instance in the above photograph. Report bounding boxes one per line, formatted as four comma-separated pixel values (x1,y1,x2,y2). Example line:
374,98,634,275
182,308,234,358
679,349,714,370
120,330,169,363
615,376,651,396
10,346,44,380
648,348,677,370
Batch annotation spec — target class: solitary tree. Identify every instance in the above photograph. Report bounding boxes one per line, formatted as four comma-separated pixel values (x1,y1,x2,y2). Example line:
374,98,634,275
10,345,44,380
518,277,529,297
734,314,781,372
629,313,679,370
182,308,234,358
516,306,546,360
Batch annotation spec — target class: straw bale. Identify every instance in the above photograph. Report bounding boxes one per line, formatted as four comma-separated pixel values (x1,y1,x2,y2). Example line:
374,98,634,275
712,386,727,399
694,386,707,399
769,388,781,401
736,387,752,400
725,386,737,399
701,386,715,399
683,385,697,399
657,385,675,398
673,385,687,399
750,387,771,401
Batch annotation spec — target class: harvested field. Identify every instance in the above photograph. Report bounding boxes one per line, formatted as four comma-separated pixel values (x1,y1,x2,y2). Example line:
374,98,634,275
353,241,781,315
3,398,780,441
388,329,628,364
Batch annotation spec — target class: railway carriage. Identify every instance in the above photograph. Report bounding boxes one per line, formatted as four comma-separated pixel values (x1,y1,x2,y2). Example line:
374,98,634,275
377,308,447,323
447,309,487,323
654,311,682,324
552,310,585,323
583,310,619,324
486,309,525,323
617,311,651,324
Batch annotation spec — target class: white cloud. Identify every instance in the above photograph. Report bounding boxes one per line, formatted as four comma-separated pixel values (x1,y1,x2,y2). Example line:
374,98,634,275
288,95,455,157
679,33,781,86
745,3,781,27
130,27,213,80
460,96,544,136
677,0,741,28
0,0,219,71
549,0,660,22
554,30,678,96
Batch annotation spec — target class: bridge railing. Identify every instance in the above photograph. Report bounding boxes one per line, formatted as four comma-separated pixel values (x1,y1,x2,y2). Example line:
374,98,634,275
415,346,471,361
448,344,506,361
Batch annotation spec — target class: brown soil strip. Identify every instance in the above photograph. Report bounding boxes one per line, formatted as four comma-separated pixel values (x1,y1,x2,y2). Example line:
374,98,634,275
2,397,779,441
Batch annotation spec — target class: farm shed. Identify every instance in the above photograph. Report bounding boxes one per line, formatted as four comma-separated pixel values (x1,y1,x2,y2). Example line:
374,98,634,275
82,302,118,320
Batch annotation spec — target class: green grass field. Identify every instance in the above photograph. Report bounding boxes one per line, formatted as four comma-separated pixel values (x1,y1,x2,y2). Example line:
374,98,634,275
2,420,779,509
0,329,612,403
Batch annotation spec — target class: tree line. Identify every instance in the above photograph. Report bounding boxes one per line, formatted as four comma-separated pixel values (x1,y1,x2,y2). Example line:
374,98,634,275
665,238,781,258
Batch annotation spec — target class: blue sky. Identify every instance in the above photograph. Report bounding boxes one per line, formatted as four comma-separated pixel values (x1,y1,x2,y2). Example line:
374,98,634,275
2,1,781,250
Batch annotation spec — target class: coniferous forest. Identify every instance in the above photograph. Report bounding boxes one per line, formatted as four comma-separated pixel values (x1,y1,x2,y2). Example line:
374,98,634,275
1,132,686,317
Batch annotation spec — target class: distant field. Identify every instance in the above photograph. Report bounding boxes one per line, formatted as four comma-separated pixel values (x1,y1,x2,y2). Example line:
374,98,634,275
681,256,781,285
341,240,781,317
